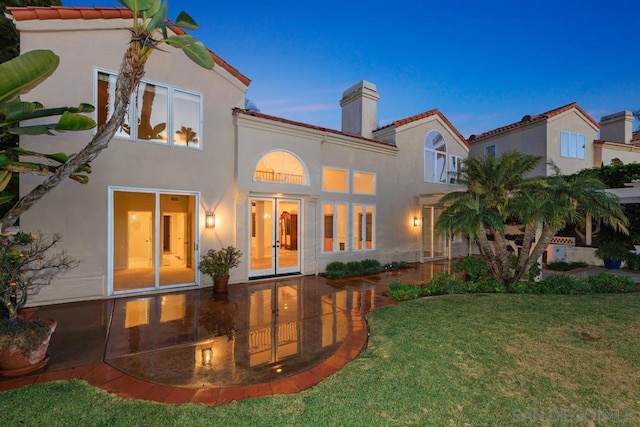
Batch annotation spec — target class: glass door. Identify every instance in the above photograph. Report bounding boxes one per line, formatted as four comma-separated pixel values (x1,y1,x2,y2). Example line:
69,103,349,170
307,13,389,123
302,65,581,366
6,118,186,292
249,197,301,278
111,189,197,293
422,205,448,259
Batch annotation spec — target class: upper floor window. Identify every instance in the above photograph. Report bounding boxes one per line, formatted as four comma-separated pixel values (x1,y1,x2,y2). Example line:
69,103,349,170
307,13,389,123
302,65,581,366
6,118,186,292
353,171,376,195
449,155,463,184
254,150,309,185
96,69,202,148
560,131,586,159
322,167,349,192
424,130,448,183
484,144,497,158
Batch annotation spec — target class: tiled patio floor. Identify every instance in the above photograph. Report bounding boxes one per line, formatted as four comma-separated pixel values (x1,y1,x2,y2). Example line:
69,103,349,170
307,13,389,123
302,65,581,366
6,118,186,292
0,264,441,405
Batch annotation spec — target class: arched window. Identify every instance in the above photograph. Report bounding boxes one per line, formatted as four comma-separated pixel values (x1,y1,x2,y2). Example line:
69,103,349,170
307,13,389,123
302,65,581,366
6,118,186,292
424,130,447,183
253,150,309,185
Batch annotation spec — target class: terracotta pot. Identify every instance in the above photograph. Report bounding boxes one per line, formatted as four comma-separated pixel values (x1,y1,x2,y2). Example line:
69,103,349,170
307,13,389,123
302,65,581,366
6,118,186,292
0,319,56,377
213,275,230,293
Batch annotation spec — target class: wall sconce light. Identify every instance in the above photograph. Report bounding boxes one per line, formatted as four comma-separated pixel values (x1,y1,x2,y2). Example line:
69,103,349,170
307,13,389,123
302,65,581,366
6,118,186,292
205,212,215,229
413,217,420,227
202,348,213,366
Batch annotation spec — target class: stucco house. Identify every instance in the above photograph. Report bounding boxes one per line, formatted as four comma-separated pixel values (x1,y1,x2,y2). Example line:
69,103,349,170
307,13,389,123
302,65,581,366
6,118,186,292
468,102,640,173
7,6,469,306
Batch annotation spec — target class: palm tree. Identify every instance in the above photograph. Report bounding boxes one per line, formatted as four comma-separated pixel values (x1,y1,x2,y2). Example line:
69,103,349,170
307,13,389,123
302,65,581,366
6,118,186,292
437,152,628,286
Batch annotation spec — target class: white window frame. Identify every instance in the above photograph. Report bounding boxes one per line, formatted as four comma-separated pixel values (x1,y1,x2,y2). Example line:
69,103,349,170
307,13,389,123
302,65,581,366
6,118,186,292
449,155,463,184
94,68,203,150
321,201,349,253
424,130,448,184
484,144,497,158
253,149,310,185
352,170,376,195
322,166,350,193
560,131,586,159
352,203,375,251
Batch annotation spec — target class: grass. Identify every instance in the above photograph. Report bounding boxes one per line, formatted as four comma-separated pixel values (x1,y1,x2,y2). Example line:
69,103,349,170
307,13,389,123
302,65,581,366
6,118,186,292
1,294,639,425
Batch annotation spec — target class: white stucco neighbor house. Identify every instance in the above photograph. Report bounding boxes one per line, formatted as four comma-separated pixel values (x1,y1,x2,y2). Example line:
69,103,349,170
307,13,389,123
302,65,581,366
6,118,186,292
7,6,471,306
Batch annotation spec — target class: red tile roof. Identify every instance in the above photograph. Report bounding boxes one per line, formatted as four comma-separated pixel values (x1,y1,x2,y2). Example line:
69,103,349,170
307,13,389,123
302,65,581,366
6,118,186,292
6,6,251,87
375,109,469,148
633,129,640,142
233,108,397,148
467,102,599,144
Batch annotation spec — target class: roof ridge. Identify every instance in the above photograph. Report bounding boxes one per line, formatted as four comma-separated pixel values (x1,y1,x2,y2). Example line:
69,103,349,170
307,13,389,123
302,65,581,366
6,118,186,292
374,108,469,148
468,102,598,143
233,108,396,148
6,6,251,87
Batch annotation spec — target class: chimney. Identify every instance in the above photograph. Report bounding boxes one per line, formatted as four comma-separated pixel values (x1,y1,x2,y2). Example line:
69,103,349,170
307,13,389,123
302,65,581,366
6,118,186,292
600,111,634,144
340,81,379,138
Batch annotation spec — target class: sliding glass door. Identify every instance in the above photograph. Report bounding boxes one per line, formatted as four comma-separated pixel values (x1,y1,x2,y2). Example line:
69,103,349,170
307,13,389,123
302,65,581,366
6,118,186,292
111,189,197,294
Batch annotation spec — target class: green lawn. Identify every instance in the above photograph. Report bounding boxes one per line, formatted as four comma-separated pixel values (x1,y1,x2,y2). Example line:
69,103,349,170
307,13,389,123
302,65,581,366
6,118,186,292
2,294,639,426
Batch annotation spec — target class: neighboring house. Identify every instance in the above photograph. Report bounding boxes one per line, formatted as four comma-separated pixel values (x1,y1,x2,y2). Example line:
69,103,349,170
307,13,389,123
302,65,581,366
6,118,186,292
594,111,640,166
7,7,469,306
468,102,640,173
467,102,600,176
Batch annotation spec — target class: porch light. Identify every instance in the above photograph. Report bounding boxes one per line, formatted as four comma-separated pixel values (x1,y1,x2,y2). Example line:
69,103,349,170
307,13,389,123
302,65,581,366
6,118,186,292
205,212,215,228
413,217,420,227
202,348,213,366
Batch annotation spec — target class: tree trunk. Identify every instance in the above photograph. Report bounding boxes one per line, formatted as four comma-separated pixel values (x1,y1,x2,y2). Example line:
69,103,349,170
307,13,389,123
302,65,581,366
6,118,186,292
0,46,146,231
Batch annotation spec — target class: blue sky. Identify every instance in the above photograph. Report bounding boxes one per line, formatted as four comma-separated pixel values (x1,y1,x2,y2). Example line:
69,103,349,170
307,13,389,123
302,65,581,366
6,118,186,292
60,0,639,137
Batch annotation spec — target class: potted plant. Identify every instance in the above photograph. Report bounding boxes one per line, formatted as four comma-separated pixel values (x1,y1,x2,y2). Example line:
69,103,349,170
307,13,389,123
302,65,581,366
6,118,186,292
0,232,77,376
594,240,632,269
198,246,242,293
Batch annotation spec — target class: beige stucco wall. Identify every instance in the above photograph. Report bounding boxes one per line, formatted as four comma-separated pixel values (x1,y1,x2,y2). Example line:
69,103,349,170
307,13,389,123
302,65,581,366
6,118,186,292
468,122,548,175
545,110,597,175
597,143,640,167
16,19,247,305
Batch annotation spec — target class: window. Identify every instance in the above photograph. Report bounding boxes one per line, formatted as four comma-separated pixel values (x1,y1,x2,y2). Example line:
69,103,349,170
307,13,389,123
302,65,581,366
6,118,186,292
353,204,375,251
322,167,348,192
449,156,463,184
560,131,586,159
254,150,309,185
322,202,348,252
484,144,496,158
96,70,202,148
353,171,376,195
424,130,447,183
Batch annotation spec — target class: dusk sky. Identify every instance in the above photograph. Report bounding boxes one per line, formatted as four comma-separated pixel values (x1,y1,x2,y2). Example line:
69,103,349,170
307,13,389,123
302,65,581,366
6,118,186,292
59,0,639,138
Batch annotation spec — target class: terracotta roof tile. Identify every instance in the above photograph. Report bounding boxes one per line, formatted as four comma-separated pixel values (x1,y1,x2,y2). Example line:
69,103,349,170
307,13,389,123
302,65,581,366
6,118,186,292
233,108,397,148
375,109,469,148
468,102,599,144
632,129,640,142
6,6,250,87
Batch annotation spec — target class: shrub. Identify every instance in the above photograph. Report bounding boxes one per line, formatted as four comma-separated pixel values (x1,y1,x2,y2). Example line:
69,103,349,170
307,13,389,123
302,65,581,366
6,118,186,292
387,279,424,301
428,272,466,294
361,259,383,275
453,256,489,281
325,261,350,279
535,274,587,294
325,259,384,279
624,252,640,271
546,261,588,271
587,273,636,293
384,261,410,271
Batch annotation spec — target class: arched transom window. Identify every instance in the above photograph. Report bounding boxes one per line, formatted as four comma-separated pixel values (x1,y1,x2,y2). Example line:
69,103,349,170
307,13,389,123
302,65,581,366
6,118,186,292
424,130,462,184
254,150,309,185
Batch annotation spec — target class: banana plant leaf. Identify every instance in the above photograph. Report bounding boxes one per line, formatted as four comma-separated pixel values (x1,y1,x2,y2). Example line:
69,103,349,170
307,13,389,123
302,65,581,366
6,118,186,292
0,50,59,103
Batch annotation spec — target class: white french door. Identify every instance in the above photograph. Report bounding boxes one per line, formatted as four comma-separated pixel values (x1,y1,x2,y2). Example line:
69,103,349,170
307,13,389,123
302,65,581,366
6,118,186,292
249,197,301,278
422,205,448,259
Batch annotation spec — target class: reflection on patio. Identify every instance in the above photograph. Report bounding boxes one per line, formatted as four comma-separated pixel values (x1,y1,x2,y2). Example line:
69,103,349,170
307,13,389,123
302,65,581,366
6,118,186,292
105,277,376,388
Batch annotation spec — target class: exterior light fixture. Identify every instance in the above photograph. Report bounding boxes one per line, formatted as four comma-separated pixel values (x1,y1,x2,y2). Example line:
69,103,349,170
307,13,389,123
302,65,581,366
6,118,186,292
202,348,213,366
205,212,215,229
413,217,420,227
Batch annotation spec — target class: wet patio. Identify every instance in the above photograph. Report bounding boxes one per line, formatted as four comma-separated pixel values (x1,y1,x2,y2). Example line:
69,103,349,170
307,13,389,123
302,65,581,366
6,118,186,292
0,262,450,404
